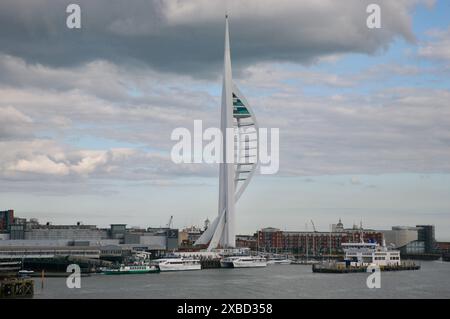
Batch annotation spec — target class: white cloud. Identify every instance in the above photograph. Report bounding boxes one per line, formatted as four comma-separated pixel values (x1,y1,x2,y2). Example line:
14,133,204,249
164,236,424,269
0,30,449,192
0,0,434,75
11,155,70,175
0,105,34,139
419,27,450,62
0,105,33,124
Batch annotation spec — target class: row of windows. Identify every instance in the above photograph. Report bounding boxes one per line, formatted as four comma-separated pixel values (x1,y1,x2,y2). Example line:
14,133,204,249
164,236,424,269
0,250,99,256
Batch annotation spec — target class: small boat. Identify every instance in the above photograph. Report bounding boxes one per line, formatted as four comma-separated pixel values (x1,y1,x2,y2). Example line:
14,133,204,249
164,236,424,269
102,264,159,275
221,256,267,268
18,270,35,277
220,256,240,268
154,258,201,272
291,259,320,265
267,258,292,265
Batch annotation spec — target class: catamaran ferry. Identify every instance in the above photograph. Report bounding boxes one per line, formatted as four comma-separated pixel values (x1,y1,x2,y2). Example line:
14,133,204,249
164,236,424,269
266,257,293,265
154,258,201,272
342,240,401,267
102,264,159,275
220,256,267,268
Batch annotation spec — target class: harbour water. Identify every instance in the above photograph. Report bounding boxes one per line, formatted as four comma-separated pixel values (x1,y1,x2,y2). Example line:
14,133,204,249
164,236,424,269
33,261,450,299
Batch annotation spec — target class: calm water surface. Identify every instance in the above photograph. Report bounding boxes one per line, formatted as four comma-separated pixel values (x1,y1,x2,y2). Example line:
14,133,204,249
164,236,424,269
33,261,450,299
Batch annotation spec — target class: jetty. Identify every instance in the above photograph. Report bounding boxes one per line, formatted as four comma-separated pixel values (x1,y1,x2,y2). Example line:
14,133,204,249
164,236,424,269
312,261,420,273
0,261,34,298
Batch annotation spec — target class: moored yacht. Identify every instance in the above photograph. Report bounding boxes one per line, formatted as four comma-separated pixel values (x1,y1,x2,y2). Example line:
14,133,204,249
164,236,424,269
221,256,267,268
154,258,201,272
266,257,292,265
102,263,159,275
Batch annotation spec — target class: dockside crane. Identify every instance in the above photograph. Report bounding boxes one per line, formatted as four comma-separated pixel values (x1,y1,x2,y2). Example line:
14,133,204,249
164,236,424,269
310,220,317,233
167,215,173,229
310,220,317,256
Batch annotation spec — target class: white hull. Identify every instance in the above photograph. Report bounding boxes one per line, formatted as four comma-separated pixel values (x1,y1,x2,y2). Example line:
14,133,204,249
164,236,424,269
158,264,201,272
267,259,292,265
233,260,267,268
155,258,201,272
221,256,267,268
220,260,235,268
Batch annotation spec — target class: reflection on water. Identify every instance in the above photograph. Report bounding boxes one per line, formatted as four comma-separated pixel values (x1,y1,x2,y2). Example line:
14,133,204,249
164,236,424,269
34,261,450,299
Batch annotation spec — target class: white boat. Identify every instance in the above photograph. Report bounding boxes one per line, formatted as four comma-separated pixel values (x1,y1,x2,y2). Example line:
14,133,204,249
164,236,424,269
291,259,320,265
18,269,35,277
221,256,267,268
342,240,401,267
267,258,292,265
103,263,159,275
220,256,239,268
155,258,201,272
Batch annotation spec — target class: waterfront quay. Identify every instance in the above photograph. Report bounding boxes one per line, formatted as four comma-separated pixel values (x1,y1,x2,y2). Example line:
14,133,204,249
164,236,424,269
312,261,420,273
0,261,34,298
1,210,450,277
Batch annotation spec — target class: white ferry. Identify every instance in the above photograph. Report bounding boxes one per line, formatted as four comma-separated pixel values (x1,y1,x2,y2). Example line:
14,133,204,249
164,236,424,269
221,256,267,268
342,240,401,267
154,258,201,272
267,257,292,265
103,264,159,275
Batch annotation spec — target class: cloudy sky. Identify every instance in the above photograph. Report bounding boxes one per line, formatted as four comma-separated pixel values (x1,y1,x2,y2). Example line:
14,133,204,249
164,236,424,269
1,0,450,239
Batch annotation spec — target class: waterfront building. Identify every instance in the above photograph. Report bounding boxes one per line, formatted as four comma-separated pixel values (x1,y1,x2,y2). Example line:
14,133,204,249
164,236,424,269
331,219,344,232
0,210,14,232
146,227,179,250
195,16,259,250
235,234,257,250
436,241,450,253
416,225,436,253
399,240,426,255
109,224,127,243
122,226,179,253
379,225,438,257
0,246,101,259
24,223,108,241
0,214,180,262
257,221,384,255
179,226,204,247
381,226,420,248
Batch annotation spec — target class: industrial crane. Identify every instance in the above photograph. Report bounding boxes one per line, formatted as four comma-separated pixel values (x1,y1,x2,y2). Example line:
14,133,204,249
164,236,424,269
310,220,317,232
166,215,173,229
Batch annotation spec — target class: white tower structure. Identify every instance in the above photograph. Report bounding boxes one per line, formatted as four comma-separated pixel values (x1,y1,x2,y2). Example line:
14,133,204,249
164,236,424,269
195,16,259,251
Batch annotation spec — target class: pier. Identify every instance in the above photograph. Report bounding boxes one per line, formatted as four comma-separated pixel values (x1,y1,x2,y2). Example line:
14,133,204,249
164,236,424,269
0,261,34,298
0,278,34,298
312,261,420,273
200,258,221,269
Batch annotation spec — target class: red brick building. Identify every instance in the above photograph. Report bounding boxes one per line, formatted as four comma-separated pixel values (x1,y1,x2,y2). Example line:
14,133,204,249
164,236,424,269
236,234,257,250
257,226,384,256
